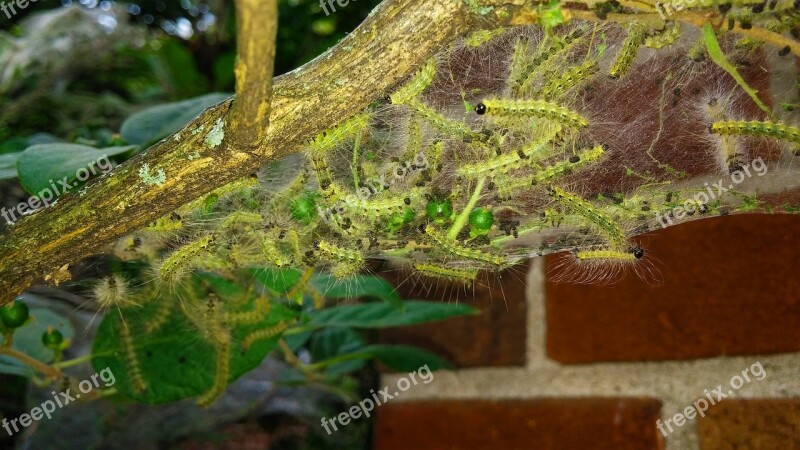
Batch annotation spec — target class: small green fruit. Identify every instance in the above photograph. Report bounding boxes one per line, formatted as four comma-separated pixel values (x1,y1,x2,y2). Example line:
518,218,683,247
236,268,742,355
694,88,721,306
469,207,494,233
42,328,64,349
0,301,29,329
426,199,452,223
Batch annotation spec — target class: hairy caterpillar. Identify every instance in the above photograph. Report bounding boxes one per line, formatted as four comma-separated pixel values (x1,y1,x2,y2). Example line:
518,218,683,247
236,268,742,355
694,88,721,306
710,120,800,144
538,60,599,100
242,321,289,352
645,22,682,49
389,59,437,105
475,99,588,129
144,212,183,234
196,331,230,407
425,225,506,267
285,268,314,302
316,240,365,269
157,235,215,284
495,144,605,197
575,247,643,261
464,28,507,47
218,211,263,231
414,263,479,283
408,98,484,140
178,176,260,215
221,295,272,325
704,98,745,173
609,22,647,78
307,112,371,155
457,125,561,178
119,320,147,393
93,274,134,311
550,245,657,285
548,186,628,248
513,25,589,94
143,299,174,333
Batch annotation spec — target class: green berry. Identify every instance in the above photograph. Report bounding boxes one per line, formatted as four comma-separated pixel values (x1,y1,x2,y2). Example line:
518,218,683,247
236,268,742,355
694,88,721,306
387,208,416,232
42,328,64,349
402,207,415,223
0,301,29,329
426,199,452,223
290,195,317,224
469,207,494,232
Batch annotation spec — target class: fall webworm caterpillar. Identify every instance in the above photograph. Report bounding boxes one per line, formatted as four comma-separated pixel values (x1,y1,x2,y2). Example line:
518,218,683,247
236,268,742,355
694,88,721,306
456,125,562,178
307,112,371,155
196,330,230,407
495,144,605,198
157,235,215,283
513,25,589,94
425,224,505,267
710,120,800,144
413,262,479,283
609,22,647,78
93,274,135,311
548,186,628,248
242,321,289,352
316,240,365,270
389,59,437,105
538,60,599,101
407,98,484,141
464,28,507,47
475,99,588,129
119,319,147,393
645,21,682,49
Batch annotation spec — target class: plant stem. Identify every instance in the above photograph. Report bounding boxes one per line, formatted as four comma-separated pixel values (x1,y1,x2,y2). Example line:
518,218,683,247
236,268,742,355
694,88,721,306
446,176,486,240
0,347,60,379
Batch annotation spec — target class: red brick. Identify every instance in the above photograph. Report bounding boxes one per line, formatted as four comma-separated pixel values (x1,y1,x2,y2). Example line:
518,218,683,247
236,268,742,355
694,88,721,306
379,262,528,368
546,214,800,363
374,398,664,450
697,399,800,450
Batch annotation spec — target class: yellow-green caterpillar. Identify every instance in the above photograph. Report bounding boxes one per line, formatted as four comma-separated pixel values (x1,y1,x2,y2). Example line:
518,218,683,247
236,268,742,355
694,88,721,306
390,59,437,105
549,187,628,248
609,22,647,78
710,120,800,144
475,99,588,129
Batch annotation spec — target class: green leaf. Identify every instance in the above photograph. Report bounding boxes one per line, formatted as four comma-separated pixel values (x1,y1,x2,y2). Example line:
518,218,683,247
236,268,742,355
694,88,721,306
16,144,133,196
311,273,403,308
702,23,772,118
307,300,478,329
539,0,566,30
91,283,297,404
357,345,452,372
252,268,303,294
309,328,366,376
0,304,75,377
120,93,231,146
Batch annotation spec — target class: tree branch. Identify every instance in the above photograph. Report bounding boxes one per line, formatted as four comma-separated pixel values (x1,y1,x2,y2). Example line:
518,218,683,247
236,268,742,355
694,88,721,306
228,0,278,149
0,0,789,303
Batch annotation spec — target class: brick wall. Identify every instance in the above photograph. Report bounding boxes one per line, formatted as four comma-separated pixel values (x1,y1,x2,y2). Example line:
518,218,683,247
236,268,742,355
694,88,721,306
375,214,800,449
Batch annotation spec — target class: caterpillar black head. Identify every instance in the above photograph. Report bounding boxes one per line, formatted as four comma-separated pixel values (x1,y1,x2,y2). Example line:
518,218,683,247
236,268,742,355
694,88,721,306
629,246,645,259
474,103,487,115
